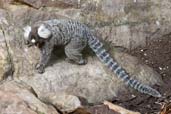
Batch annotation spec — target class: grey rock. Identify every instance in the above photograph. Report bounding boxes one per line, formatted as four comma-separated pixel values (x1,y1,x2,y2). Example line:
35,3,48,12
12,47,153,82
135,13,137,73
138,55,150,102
0,81,59,114
19,50,163,111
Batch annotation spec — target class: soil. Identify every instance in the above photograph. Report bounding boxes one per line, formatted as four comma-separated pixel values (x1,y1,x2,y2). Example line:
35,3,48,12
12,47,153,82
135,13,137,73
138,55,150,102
126,35,171,114
71,35,171,114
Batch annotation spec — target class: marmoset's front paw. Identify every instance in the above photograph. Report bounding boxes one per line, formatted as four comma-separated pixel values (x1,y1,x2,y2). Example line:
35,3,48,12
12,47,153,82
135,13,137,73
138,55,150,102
35,63,45,74
77,59,87,65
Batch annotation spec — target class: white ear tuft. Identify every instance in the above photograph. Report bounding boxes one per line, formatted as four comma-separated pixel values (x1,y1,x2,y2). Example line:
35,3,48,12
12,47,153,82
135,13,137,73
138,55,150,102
37,24,51,39
23,26,31,39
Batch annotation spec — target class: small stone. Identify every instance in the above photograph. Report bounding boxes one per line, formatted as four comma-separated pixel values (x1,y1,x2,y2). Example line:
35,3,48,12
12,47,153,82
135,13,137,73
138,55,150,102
156,21,160,26
159,67,162,70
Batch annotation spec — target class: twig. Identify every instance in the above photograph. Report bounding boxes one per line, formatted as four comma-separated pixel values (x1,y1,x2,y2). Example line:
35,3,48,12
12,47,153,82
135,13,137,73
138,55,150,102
104,101,141,114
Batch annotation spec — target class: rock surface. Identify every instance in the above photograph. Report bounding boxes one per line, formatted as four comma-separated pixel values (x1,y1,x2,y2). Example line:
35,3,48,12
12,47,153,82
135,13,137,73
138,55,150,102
19,50,162,104
1,0,171,49
0,81,59,114
0,0,169,113
0,9,14,80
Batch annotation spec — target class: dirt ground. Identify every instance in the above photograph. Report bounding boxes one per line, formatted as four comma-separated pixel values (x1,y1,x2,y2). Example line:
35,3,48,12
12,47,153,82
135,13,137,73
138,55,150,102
126,35,171,114
71,35,171,114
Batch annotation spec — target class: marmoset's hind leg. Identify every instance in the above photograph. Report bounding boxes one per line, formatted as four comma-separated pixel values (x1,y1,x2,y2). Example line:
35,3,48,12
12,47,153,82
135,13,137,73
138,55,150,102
65,37,87,65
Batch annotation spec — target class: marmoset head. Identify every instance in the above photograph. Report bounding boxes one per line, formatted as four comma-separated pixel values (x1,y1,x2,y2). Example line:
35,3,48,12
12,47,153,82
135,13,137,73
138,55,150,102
23,24,52,47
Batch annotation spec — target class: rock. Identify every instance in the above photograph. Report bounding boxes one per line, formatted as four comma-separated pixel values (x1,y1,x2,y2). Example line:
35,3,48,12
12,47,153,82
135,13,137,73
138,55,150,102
40,93,82,112
0,9,14,81
0,81,59,114
80,0,171,49
3,0,171,49
19,50,162,111
16,0,79,9
0,0,13,8
0,26,9,80
18,0,43,9
0,0,168,113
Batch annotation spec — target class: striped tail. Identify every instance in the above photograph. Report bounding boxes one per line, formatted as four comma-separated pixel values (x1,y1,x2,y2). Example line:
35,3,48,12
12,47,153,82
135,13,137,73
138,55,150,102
88,35,161,97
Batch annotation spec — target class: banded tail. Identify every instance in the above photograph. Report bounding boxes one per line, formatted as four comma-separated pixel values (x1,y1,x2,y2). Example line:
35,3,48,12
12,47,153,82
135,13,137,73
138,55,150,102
87,34,161,97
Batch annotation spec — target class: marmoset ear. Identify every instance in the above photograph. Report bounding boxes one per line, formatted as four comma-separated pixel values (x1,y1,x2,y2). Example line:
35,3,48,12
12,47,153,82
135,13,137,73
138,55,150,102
23,25,31,39
37,24,51,39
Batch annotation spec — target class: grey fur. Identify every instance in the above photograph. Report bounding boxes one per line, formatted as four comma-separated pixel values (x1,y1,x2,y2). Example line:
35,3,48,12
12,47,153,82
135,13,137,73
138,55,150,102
24,19,161,97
